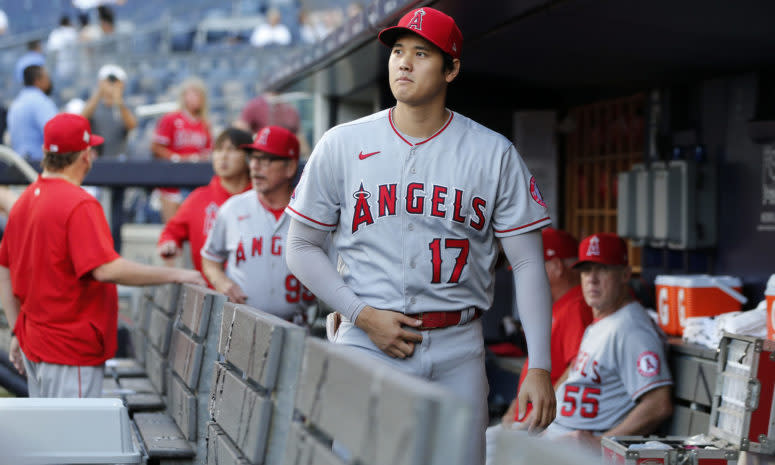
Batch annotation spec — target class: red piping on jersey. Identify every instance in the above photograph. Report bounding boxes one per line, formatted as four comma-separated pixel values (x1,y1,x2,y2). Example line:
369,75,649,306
286,206,337,227
495,217,551,234
388,108,454,146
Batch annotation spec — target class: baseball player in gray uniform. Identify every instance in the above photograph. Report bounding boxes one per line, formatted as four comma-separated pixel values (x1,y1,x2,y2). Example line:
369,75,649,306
546,233,673,449
201,126,313,322
285,7,555,464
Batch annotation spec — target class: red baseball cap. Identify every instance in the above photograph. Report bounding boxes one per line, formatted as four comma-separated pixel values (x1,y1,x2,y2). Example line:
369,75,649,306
573,233,629,268
241,125,299,160
542,228,578,262
378,7,463,59
43,113,104,154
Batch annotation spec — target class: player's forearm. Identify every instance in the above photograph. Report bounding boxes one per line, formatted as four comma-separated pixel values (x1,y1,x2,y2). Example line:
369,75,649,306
0,266,20,329
501,230,552,372
604,386,673,437
200,258,230,293
286,219,367,322
92,257,191,286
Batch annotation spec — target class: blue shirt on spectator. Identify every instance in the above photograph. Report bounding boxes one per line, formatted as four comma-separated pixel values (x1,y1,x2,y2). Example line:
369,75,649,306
7,87,58,161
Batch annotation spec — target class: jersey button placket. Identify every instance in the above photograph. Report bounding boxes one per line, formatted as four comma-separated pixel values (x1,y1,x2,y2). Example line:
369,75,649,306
399,142,414,308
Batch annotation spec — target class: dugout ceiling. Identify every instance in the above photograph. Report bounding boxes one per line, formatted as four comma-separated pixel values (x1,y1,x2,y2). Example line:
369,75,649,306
268,0,775,103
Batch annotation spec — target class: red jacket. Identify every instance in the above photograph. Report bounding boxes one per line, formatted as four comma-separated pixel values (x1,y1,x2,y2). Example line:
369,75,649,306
158,176,250,285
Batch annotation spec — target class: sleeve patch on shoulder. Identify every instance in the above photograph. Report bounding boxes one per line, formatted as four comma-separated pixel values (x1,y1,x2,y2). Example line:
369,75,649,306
637,351,660,377
530,176,546,207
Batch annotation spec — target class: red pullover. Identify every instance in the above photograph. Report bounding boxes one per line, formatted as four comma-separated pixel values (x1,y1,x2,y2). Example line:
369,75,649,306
158,176,250,286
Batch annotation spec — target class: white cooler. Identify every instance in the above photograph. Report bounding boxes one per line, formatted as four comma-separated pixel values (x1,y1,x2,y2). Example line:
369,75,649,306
0,397,141,464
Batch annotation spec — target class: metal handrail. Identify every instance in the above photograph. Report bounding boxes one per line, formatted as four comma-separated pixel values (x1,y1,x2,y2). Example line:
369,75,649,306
0,145,38,184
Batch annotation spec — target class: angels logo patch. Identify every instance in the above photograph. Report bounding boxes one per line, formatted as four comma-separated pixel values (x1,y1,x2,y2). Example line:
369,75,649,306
530,176,546,207
637,351,660,377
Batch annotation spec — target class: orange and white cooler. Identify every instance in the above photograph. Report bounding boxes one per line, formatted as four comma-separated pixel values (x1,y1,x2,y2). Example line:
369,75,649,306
767,274,775,340
655,275,746,336
655,275,685,336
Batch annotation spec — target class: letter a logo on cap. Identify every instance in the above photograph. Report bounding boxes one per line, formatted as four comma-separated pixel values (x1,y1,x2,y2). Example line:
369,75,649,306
407,8,425,31
586,236,601,256
257,128,270,146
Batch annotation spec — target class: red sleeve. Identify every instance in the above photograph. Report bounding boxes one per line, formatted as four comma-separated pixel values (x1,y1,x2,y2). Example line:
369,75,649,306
158,193,194,247
557,303,593,369
152,113,175,146
0,236,8,267
67,201,120,278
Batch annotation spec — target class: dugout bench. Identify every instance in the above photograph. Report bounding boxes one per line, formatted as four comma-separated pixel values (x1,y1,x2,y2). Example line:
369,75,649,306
109,284,475,465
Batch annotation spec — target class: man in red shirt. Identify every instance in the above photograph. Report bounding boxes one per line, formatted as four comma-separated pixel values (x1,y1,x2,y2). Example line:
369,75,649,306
0,114,205,398
156,127,253,285
485,228,593,463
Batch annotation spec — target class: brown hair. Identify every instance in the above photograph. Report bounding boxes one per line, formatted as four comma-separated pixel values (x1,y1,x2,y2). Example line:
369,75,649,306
42,150,81,171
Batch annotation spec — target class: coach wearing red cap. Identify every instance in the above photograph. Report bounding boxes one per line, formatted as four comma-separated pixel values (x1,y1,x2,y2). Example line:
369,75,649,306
286,7,555,464
543,233,673,450
202,126,314,323
0,114,205,398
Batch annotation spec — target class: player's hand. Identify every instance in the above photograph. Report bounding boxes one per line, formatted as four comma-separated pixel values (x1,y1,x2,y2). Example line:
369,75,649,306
563,430,602,452
501,396,519,428
9,336,25,376
354,306,423,359
175,269,207,288
215,278,248,304
517,368,556,434
157,241,179,260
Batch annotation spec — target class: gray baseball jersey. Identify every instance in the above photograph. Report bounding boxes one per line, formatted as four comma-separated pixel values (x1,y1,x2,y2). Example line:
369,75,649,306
553,301,672,432
286,108,550,314
201,190,313,320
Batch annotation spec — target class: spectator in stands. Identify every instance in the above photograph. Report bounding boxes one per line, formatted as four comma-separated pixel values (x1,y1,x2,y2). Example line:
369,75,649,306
97,5,115,35
14,40,46,85
156,128,252,284
347,2,364,19
47,16,79,82
238,93,310,158
78,12,102,43
298,10,327,44
250,8,291,47
0,113,205,398
0,9,8,35
201,126,313,323
484,228,593,464
543,233,673,450
7,64,58,161
82,64,137,159
151,77,212,222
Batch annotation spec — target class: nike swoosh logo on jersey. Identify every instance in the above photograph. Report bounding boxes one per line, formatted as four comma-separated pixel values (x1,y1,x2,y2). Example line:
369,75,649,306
237,215,250,221
358,151,381,160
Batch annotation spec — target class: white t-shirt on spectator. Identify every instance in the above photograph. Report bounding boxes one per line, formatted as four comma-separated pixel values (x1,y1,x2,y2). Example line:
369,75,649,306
0,10,8,34
250,23,291,47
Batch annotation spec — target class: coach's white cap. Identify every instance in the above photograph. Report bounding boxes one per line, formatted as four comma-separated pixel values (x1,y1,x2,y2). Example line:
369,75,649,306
98,64,127,82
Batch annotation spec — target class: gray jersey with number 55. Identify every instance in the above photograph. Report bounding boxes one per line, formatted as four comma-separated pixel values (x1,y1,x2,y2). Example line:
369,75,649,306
553,301,673,432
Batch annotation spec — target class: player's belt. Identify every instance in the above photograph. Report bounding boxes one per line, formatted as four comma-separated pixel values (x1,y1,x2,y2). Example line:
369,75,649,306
414,308,482,330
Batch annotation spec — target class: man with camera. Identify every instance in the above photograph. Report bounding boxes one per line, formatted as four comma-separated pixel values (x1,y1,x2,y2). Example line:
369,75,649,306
82,64,137,159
